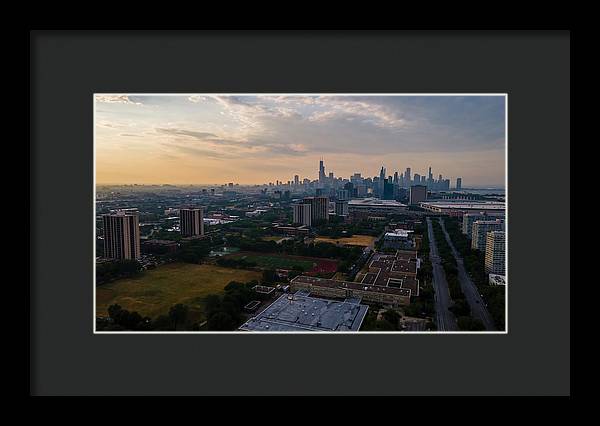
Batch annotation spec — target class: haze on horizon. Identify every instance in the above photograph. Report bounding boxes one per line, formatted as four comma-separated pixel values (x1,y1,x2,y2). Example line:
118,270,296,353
95,94,506,187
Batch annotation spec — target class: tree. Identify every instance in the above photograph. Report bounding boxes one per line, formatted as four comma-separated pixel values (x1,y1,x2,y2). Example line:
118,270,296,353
262,269,277,283
168,304,189,330
207,312,235,331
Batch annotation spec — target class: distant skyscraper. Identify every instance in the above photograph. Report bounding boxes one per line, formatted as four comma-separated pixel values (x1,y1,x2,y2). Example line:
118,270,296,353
319,158,326,184
383,179,394,200
414,173,420,185
293,203,312,226
379,166,386,197
485,231,506,275
456,177,462,190
409,185,427,205
103,211,141,260
405,168,411,187
180,208,204,237
393,171,399,184
294,175,299,186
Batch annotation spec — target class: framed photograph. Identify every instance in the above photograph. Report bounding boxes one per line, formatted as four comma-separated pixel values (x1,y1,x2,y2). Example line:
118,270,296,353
93,93,508,334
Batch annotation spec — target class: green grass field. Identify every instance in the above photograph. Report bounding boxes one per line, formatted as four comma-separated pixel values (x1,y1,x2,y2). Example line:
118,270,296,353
235,254,315,271
96,263,261,323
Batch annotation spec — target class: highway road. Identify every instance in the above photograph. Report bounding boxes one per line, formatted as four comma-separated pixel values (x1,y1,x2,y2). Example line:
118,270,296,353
439,218,497,331
426,217,458,331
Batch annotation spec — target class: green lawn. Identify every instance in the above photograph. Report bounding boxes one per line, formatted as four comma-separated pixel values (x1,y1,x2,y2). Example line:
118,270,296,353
236,254,315,271
96,263,261,322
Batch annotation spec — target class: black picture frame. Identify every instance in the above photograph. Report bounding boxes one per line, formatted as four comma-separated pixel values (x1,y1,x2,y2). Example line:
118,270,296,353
30,30,571,396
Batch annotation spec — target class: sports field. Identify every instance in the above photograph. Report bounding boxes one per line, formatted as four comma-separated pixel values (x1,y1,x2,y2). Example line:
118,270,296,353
229,252,338,274
314,234,377,247
96,263,261,322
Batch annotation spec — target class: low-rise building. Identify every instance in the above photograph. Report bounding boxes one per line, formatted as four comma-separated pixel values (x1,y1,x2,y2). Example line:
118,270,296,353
382,229,415,250
488,274,507,286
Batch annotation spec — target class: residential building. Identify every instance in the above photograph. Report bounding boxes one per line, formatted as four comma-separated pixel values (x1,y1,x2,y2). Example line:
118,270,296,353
485,231,506,275
102,211,141,260
179,208,204,237
471,219,504,251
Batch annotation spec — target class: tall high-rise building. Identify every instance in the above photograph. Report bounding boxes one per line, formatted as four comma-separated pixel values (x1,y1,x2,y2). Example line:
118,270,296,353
414,173,421,185
485,231,506,275
293,203,312,226
405,168,411,187
319,158,326,184
294,175,299,186
393,171,399,184
383,178,395,200
180,208,204,237
343,182,356,198
304,196,329,223
379,166,386,197
456,177,462,190
409,185,427,205
102,211,140,260
471,219,504,251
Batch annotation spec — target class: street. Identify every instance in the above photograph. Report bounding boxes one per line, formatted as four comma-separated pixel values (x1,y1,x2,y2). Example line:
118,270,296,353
439,218,497,331
426,217,458,331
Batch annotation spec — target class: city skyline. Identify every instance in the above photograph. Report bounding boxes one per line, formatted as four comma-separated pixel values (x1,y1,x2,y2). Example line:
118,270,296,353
95,94,506,186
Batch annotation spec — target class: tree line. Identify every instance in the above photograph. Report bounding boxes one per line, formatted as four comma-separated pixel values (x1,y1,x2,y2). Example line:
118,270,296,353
442,217,505,330
431,219,485,331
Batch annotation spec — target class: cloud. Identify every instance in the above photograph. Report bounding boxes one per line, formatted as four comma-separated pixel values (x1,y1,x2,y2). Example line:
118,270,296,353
187,95,208,103
95,95,143,105
155,128,218,140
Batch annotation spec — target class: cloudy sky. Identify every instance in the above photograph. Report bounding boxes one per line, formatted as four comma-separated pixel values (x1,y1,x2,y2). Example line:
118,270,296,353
95,94,506,187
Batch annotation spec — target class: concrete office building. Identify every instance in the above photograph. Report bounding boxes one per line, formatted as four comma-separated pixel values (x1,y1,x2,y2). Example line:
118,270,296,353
456,177,462,190
420,201,505,217
485,231,506,275
409,185,427,205
335,200,349,216
337,189,349,201
239,292,368,332
102,211,140,260
179,208,204,237
471,219,505,251
293,203,312,227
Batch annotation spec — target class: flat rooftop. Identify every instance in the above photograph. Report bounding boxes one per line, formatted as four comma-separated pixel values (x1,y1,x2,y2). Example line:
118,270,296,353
420,201,505,210
348,198,406,208
292,275,412,298
239,292,368,332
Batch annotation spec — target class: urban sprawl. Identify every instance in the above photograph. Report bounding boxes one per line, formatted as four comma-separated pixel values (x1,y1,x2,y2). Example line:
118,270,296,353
96,160,506,332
